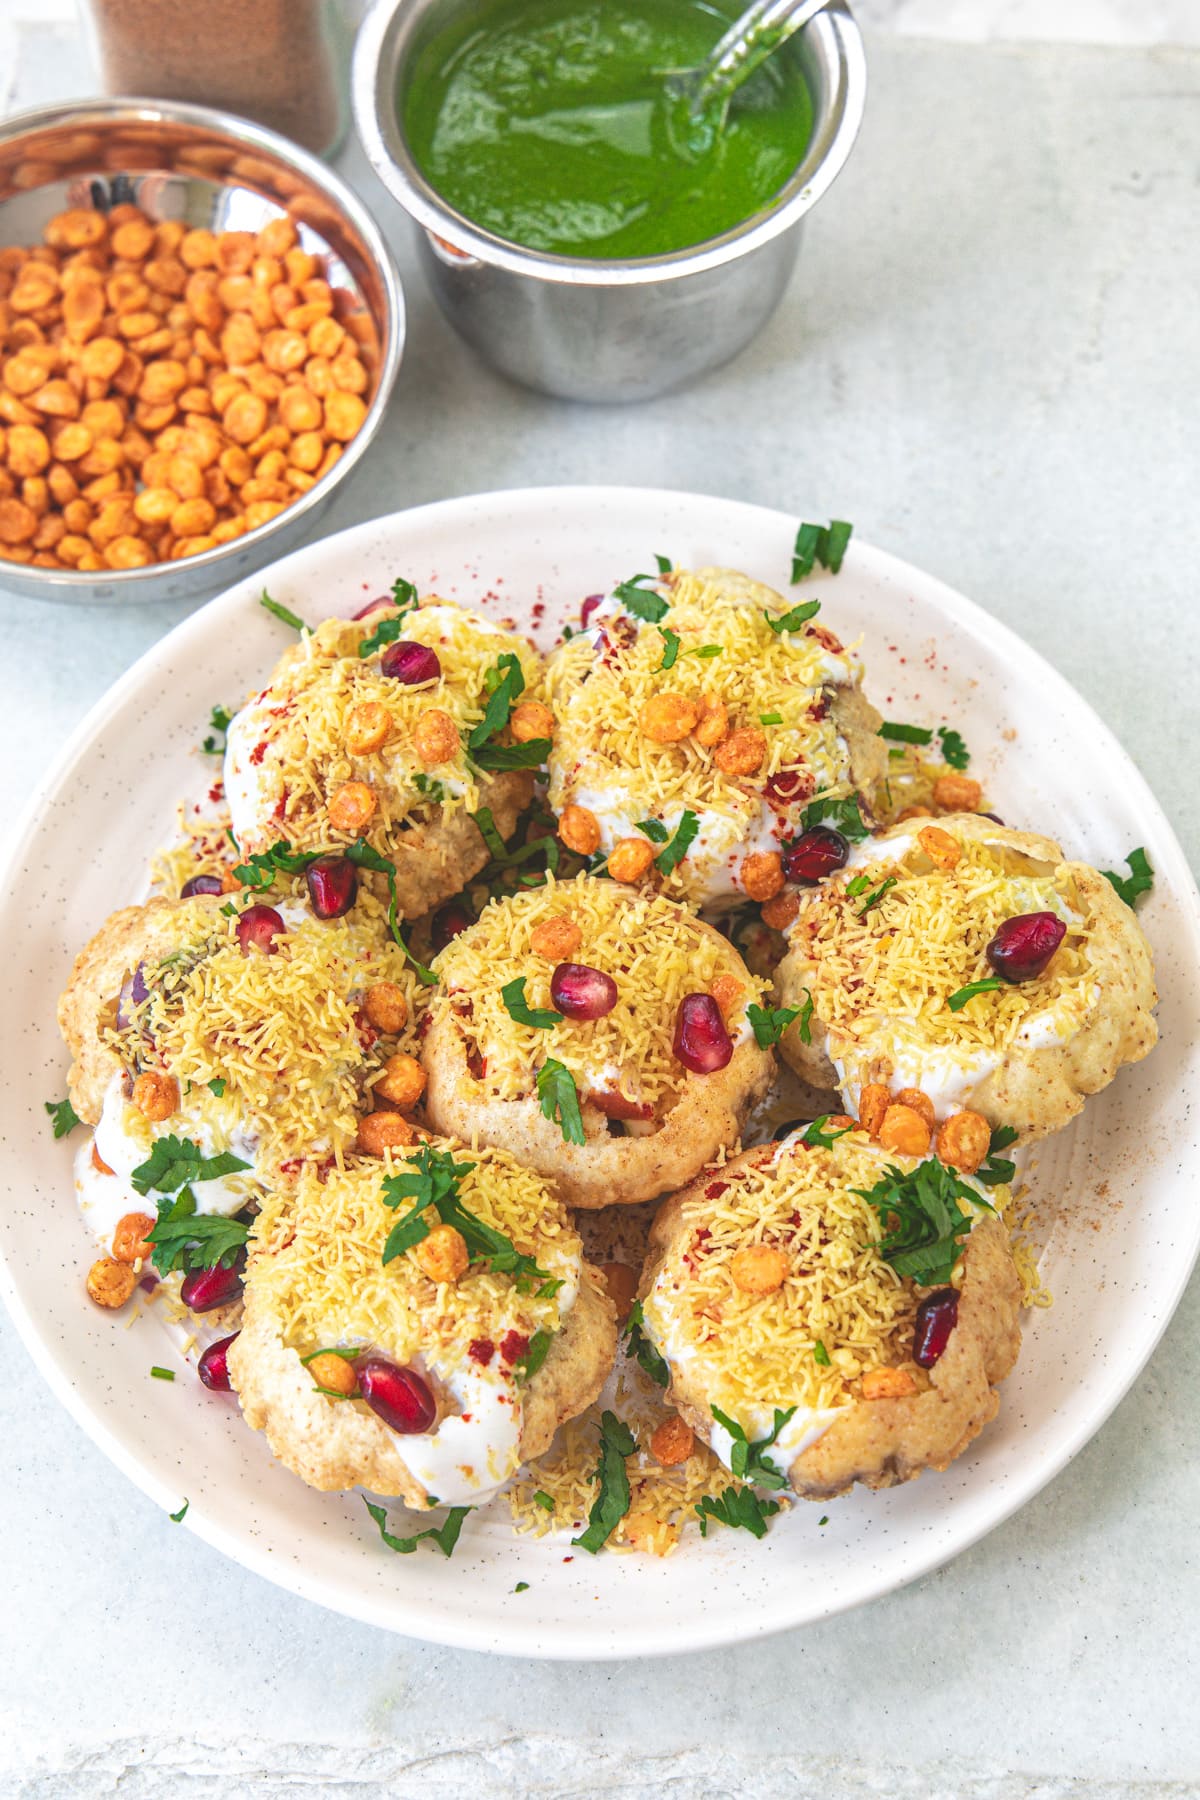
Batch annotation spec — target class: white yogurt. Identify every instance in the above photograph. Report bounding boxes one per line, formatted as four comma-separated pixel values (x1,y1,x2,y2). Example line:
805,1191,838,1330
390,1366,523,1508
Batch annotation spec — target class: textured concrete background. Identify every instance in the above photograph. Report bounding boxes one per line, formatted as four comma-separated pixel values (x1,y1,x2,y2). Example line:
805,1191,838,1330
1,10,1198,1799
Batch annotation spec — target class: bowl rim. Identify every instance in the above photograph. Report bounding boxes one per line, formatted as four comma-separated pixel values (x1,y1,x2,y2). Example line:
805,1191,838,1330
0,95,405,597
352,0,867,287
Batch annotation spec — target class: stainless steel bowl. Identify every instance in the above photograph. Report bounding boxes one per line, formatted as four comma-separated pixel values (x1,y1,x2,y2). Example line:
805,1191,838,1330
353,0,865,403
0,98,405,605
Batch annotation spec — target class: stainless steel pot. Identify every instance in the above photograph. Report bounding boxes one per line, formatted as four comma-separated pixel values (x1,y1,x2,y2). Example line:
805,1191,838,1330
353,0,865,403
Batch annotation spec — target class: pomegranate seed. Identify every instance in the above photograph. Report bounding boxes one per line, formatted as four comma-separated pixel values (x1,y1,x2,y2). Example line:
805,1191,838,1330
782,827,849,885
236,904,286,955
306,856,358,919
181,874,224,897
763,768,813,810
198,1331,239,1391
380,640,441,684
913,1289,960,1367
580,594,604,628
673,993,733,1073
352,595,393,619
431,900,474,952
180,1251,246,1314
985,912,1066,982
550,962,618,1020
358,1357,436,1434
772,1118,804,1141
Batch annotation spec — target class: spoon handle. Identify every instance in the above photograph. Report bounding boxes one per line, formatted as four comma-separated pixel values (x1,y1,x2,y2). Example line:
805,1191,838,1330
689,0,832,117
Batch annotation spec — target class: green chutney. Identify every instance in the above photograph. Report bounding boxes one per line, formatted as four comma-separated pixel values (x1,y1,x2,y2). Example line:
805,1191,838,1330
401,0,815,261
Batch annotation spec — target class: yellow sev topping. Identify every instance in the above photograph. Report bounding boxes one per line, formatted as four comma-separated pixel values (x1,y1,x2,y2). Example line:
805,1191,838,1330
115,885,424,1170
643,1137,934,1418
792,832,1094,1063
231,599,545,852
429,872,769,1110
545,568,859,892
247,1147,580,1374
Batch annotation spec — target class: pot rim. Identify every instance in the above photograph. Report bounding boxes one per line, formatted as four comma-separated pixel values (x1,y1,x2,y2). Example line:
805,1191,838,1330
352,0,866,287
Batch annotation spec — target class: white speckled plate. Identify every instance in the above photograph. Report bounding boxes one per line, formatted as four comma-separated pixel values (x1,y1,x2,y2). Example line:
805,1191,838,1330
1,487,1197,1659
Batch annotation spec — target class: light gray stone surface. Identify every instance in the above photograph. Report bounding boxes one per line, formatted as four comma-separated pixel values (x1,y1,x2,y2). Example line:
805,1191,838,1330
1,20,1198,1800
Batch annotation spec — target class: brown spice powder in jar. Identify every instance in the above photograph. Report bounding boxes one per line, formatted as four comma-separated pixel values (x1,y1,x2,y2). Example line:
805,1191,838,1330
85,0,345,158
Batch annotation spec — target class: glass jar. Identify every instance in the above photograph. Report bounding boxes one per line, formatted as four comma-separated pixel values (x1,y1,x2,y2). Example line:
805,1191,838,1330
79,0,353,160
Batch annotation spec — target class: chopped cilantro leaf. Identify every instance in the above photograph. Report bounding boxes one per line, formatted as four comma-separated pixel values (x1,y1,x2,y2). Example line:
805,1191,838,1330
689,643,723,659
976,1125,1019,1189
879,721,933,746
150,1366,175,1381
44,1097,80,1139
813,1340,830,1366
938,726,970,770
364,1497,470,1558
514,1581,531,1592
799,794,870,842
613,576,668,622
1102,847,1154,909
381,1144,560,1294
796,988,814,1044
654,552,673,573
533,1491,556,1512
710,1405,795,1490
501,976,562,1030
207,1077,226,1097
169,1499,189,1523
696,1485,780,1540
854,875,897,917
131,1134,250,1199
572,1411,636,1553
655,809,700,875
658,626,680,671
818,1515,829,1526
853,1158,992,1285
764,599,821,635
259,590,305,633
471,737,552,772
791,518,853,581
802,1115,852,1149
634,818,669,844
515,1330,553,1382
946,977,1002,1012
146,1201,249,1278
468,652,525,751
624,1301,669,1388
746,1003,800,1048
202,703,233,755
536,1058,585,1147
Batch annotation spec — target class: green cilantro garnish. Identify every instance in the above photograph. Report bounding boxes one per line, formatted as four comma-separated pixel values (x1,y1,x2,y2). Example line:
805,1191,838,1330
764,599,821,635
202,704,233,755
634,818,669,844
572,1411,637,1553
514,1581,531,1592
364,1497,470,1558
746,1003,800,1049
976,1125,1019,1189
801,1115,852,1149
759,711,783,726
207,1077,226,1097
846,874,897,917
44,1097,80,1139
472,805,560,891
1102,848,1154,909
655,809,700,875
515,1331,552,1382
654,552,673,573
131,1134,250,1199
412,772,445,804
937,726,970,770
710,1405,796,1490
357,581,419,656
879,721,933,746
130,1133,253,1275
536,1058,586,1147
501,976,562,1030
946,977,1002,1012
468,652,525,751
150,1366,175,1381
658,626,680,671
259,590,305,633
344,840,437,984
813,1340,830,1366
169,1499,189,1523
471,738,552,772
791,518,852,581
613,575,668,622
853,1158,992,1285
689,643,723,659
623,1301,669,1388
533,1491,556,1512
796,988,814,1044
818,1514,829,1526
799,794,870,842
380,1144,560,1295
695,1485,781,1540
232,839,312,891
